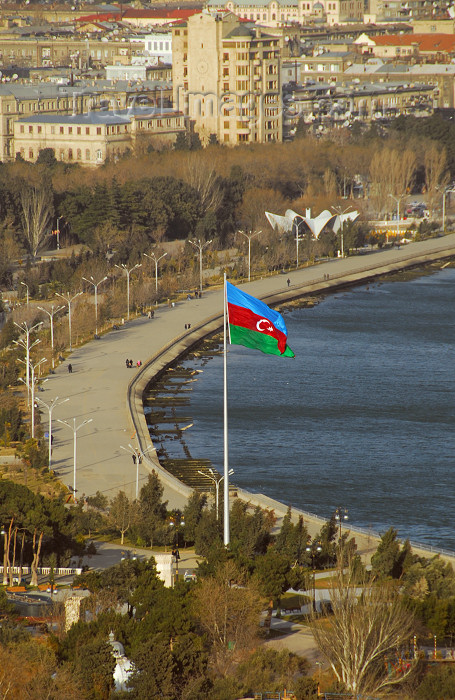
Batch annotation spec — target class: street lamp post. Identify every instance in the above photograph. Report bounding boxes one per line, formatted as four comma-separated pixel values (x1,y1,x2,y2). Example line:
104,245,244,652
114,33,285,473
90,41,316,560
388,194,405,243
188,239,212,296
120,443,155,500
306,541,322,612
21,281,29,308
56,216,63,250
82,275,108,337
13,321,43,405
331,205,353,258
57,417,93,501
293,219,306,270
18,357,46,437
236,230,262,282
197,468,234,520
37,304,65,369
115,263,142,321
334,507,349,538
143,251,167,301
55,291,83,352
35,396,69,470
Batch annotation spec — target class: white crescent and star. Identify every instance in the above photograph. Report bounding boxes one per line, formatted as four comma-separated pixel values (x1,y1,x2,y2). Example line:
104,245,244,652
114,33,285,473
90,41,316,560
256,319,274,333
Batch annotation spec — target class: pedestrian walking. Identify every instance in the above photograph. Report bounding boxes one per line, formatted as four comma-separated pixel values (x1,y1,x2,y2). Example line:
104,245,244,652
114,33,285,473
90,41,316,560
125,358,129,368
132,453,137,465
68,363,73,373
287,278,290,287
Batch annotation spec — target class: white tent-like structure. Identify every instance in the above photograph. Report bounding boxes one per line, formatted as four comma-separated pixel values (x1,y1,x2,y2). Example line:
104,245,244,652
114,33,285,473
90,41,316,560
265,208,359,238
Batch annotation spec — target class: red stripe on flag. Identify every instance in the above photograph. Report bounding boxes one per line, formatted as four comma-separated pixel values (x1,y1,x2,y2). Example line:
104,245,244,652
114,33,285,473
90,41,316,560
228,302,287,354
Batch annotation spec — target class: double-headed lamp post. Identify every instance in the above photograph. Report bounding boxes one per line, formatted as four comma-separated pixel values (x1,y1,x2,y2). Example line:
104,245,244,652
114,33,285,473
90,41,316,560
197,467,234,521
120,443,155,500
306,541,322,612
236,229,262,282
143,251,167,300
293,218,306,270
334,507,349,538
35,396,69,470
188,239,212,297
57,417,93,501
115,263,142,321
37,304,65,369
331,205,353,258
55,291,83,352
82,275,108,337
18,357,46,438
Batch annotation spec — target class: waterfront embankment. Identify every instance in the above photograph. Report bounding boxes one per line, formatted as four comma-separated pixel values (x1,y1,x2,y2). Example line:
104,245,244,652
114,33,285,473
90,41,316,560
45,234,455,563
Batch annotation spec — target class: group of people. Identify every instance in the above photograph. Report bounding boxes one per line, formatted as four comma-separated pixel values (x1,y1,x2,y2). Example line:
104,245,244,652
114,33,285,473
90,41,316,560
125,359,142,368
184,323,192,330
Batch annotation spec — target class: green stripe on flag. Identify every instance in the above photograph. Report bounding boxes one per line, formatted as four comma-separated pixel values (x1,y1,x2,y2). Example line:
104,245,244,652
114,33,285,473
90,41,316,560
229,325,295,358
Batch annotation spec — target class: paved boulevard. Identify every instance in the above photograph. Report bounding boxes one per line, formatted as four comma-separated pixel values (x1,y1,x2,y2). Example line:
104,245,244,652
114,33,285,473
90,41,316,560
41,234,455,509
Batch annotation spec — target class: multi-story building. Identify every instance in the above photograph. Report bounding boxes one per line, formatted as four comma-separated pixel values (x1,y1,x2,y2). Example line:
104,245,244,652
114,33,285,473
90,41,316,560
13,107,187,166
130,31,173,65
172,10,282,145
0,80,173,161
206,0,364,27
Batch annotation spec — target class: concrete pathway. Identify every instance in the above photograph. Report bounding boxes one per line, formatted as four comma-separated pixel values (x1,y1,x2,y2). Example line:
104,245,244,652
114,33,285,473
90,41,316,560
38,234,455,513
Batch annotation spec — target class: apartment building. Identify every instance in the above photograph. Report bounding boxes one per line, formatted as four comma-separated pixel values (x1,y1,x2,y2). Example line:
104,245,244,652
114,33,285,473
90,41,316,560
13,107,187,166
0,36,144,69
206,0,364,27
172,10,282,145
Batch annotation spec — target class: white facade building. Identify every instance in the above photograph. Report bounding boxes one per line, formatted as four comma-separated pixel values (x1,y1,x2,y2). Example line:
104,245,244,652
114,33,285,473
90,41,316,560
130,31,173,65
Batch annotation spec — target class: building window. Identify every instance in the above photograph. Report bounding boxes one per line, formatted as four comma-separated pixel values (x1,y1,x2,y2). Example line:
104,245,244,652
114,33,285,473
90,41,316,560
77,149,81,160
68,127,72,134
29,126,33,133
20,125,24,133
60,127,64,134
37,126,42,134
86,127,90,135
77,127,81,135
85,149,90,160
68,149,73,160
97,127,102,135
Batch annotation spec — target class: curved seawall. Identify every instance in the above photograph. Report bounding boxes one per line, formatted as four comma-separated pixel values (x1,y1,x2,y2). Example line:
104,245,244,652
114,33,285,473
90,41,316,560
127,238,455,560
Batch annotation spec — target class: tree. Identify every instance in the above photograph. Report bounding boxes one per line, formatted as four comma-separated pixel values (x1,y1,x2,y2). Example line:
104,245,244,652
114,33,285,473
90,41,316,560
137,471,168,547
371,527,403,579
182,491,206,545
192,560,263,676
109,491,135,545
311,556,416,695
36,148,57,167
20,180,54,257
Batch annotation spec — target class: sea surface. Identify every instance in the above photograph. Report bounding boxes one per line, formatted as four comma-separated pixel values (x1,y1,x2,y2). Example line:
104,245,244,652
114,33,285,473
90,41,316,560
150,268,455,551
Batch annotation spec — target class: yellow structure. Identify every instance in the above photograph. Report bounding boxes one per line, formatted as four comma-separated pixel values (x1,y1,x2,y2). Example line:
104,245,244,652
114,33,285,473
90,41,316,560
13,108,187,166
172,10,282,145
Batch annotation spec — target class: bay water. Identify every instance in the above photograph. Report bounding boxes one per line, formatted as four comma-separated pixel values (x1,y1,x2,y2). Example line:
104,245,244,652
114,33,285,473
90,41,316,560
154,268,455,551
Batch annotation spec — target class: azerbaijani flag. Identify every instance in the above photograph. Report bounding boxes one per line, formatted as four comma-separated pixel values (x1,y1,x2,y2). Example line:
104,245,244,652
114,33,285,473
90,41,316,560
226,281,294,358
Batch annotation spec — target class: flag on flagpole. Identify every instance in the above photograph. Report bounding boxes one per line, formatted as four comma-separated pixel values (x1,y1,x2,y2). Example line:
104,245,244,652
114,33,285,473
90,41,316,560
226,281,294,358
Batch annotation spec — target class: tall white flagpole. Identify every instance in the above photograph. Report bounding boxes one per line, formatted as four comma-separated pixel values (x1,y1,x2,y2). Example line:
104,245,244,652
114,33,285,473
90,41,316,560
223,273,230,546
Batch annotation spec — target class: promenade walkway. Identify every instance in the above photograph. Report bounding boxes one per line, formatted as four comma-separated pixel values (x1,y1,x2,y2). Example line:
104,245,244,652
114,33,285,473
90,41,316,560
41,234,455,543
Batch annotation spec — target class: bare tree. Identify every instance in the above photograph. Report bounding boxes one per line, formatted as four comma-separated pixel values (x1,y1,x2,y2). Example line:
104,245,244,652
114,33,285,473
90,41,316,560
109,491,135,545
311,556,416,695
369,147,416,217
184,156,223,216
20,182,54,257
192,560,263,676
424,143,449,215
